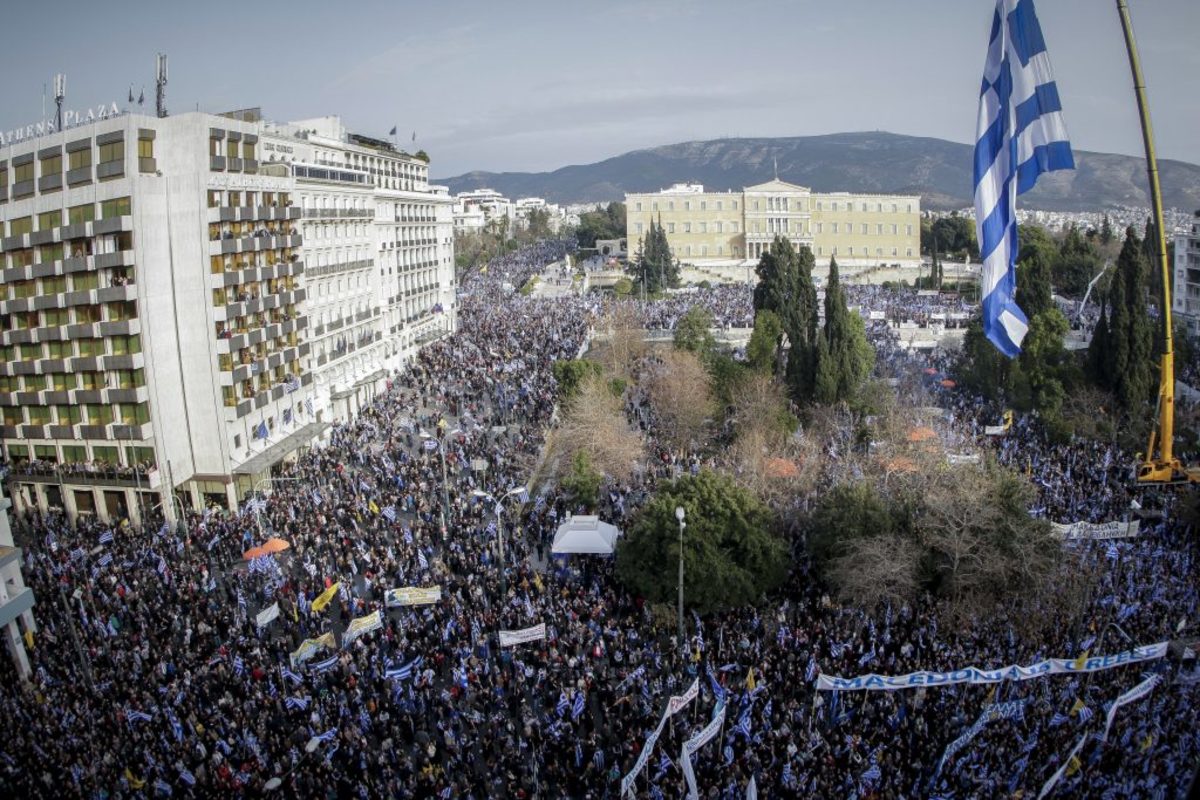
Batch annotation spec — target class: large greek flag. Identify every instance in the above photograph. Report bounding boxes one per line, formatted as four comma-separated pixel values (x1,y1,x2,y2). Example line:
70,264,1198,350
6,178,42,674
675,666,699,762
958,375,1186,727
974,0,1073,356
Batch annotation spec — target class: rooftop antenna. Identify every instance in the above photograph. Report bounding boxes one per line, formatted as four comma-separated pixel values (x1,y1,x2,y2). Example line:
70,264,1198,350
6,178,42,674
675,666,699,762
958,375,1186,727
155,53,168,118
773,155,778,181
53,73,66,131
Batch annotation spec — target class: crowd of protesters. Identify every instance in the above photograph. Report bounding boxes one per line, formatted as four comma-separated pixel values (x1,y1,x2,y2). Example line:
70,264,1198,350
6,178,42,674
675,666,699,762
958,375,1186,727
0,242,1196,799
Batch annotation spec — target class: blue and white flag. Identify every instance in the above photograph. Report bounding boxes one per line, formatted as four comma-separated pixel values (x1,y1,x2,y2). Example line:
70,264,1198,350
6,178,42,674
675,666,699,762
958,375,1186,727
556,691,570,718
973,0,1074,356
96,553,113,568
281,666,302,685
310,655,338,673
385,655,424,681
254,420,269,440
572,690,586,720
125,708,153,724
99,530,114,545
423,438,439,452
382,505,397,523
286,695,311,711
178,768,195,786
314,727,338,743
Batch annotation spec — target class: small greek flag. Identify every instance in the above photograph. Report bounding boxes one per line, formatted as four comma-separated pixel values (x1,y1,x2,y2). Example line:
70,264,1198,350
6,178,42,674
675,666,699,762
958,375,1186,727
1050,712,1069,727
125,708,153,724
178,768,195,786
96,553,113,568
511,486,529,504
167,708,184,741
385,655,424,681
99,530,114,545
233,656,245,676
254,420,269,440
418,549,429,571
157,555,168,577
305,397,314,417
286,374,300,393
153,778,173,796
1076,705,1094,724
314,728,338,743
206,534,220,551
423,438,439,452
286,695,311,711
310,655,338,673
312,489,323,506
571,690,586,720
805,656,819,683
281,666,302,685
973,0,1074,356
556,691,569,717
861,761,882,788
382,505,397,523
1106,543,1121,561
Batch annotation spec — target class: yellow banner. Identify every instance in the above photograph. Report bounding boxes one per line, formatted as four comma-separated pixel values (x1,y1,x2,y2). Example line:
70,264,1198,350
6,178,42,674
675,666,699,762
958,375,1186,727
311,582,340,613
290,632,335,666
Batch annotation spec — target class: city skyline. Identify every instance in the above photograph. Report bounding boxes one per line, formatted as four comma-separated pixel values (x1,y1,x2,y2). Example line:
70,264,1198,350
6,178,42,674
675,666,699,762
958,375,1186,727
1,1,1198,178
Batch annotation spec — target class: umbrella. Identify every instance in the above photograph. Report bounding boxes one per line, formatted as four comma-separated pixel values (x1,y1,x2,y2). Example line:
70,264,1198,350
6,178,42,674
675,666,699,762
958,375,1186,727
261,537,291,555
243,545,268,560
940,379,956,388
907,427,937,443
923,368,937,375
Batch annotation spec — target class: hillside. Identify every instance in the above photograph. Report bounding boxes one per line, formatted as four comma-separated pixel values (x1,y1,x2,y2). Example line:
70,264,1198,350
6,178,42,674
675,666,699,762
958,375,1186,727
437,132,1200,213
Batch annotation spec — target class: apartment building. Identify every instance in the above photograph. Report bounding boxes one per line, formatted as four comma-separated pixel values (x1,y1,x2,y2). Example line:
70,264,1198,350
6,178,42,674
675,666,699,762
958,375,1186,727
1173,211,1200,336
0,110,317,520
262,116,455,424
626,180,921,274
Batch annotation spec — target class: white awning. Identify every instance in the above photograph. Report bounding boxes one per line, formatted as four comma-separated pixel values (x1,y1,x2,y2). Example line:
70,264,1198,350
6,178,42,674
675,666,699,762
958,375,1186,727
551,515,622,555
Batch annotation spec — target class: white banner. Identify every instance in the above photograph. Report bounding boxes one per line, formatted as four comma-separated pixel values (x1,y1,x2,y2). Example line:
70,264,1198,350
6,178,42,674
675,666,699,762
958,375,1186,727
682,702,726,800
621,678,701,796
947,453,981,465
385,586,443,607
343,610,383,645
255,602,280,628
984,425,1007,436
1051,520,1139,541
934,700,1026,779
1038,729,1091,800
499,623,546,648
816,642,1168,691
289,632,335,667
1101,674,1160,742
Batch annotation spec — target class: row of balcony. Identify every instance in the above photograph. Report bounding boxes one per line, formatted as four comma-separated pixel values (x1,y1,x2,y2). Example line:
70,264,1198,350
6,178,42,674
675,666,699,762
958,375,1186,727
206,205,302,224
2,318,141,347
216,316,307,354
231,371,314,418
2,280,136,317
214,288,306,323
209,156,259,174
315,331,384,367
2,249,136,288
302,208,373,219
208,234,302,257
0,384,149,408
311,307,379,337
306,258,373,279
0,351,144,377
221,344,307,385
211,258,304,288
0,215,132,255
0,421,152,443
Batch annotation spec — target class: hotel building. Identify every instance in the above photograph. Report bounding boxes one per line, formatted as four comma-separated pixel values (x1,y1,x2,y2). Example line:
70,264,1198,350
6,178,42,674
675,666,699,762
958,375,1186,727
626,180,921,275
0,108,455,522
1173,210,1200,336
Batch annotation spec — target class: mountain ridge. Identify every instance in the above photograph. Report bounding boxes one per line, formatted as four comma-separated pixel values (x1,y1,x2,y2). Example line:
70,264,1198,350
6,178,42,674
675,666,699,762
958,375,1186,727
436,132,1200,213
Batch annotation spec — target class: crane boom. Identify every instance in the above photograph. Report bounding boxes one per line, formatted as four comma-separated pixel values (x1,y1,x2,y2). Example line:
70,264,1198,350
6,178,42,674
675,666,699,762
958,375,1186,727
1118,0,1200,484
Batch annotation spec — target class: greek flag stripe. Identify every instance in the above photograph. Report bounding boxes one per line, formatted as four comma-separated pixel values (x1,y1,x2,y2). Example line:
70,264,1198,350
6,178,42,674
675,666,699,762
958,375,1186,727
973,0,1073,358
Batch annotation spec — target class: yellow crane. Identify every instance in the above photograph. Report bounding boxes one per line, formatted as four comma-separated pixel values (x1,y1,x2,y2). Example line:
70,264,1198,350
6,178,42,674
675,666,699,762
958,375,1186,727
1118,1,1200,484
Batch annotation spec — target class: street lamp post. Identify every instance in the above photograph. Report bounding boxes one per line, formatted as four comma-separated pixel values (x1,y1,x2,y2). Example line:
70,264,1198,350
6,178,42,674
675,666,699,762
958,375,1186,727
676,506,686,652
421,428,461,540
473,487,525,600
264,735,323,793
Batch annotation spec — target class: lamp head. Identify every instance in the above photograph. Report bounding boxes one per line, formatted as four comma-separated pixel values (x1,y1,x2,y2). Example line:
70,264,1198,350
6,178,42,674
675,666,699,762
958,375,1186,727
675,506,685,522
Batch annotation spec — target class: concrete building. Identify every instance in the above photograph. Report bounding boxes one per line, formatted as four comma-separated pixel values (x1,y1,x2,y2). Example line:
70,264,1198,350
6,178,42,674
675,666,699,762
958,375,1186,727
1173,210,1200,335
0,489,35,680
0,107,455,522
626,180,921,275
261,117,455,425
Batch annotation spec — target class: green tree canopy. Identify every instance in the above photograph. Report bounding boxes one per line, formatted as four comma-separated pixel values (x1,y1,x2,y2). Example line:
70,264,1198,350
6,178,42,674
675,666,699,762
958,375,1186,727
755,237,819,402
673,306,716,358
552,359,604,402
575,202,626,249
1055,226,1103,298
814,257,874,404
632,218,679,294
616,471,786,612
1088,227,1153,409
746,310,783,374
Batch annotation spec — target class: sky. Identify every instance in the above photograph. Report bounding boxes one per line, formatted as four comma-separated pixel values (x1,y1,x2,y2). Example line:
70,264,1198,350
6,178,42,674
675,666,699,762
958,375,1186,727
2,0,1197,178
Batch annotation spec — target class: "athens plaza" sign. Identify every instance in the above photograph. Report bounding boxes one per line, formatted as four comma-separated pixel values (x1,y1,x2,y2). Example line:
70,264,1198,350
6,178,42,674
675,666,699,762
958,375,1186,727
0,101,122,147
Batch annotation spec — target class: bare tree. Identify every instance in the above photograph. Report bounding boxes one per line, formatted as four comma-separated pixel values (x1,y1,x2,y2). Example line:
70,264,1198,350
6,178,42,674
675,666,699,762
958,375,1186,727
828,535,921,608
643,349,714,453
554,374,644,482
596,303,647,379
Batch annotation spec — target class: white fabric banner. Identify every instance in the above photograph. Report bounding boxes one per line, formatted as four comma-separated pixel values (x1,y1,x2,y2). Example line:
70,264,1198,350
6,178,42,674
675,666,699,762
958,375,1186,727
1101,675,1160,742
1037,727,1090,800
343,610,383,645
1051,520,1139,541
816,642,1168,691
682,702,727,800
621,679,701,796
984,425,1007,436
499,623,546,648
385,586,443,607
255,602,280,628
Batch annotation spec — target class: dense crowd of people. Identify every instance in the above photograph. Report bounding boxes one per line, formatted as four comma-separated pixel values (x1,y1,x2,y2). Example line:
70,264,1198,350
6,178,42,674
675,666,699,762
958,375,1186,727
0,242,1196,798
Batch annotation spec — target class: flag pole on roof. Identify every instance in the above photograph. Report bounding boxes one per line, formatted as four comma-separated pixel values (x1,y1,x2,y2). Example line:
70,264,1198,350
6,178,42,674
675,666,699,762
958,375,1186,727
973,0,1074,360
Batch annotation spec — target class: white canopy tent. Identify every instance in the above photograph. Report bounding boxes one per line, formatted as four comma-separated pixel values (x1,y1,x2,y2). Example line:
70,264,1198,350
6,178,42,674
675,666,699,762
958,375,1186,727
551,515,622,555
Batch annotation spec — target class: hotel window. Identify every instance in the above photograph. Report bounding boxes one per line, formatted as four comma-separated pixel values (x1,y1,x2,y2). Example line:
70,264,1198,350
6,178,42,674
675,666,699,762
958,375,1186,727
906,204,913,213
0,167,7,192
861,224,869,235
732,201,738,210
1,408,23,426
831,223,839,234
684,201,691,211
10,216,32,235
635,202,642,211
72,273,98,291
652,202,658,211
27,407,52,426
817,247,823,255
667,223,675,234
876,248,883,256
100,197,131,219
700,201,706,211
38,210,63,230
906,225,913,236
876,224,884,235
88,405,113,426
730,223,738,232
92,446,117,464
891,224,898,235
58,406,82,425
62,444,86,461
668,201,674,211
98,140,124,165
79,371,103,390
43,309,69,328
226,140,239,159
891,204,898,213
816,223,823,234
20,344,42,360
683,223,691,233
40,153,62,178
906,248,913,257
138,137,154,158
716,201,722,211
699,222,707,233
77,339,104,357
46,341,70,359
12,161,34,183
816,201,823,211
69,203,95,225
243,142,254,160
892,248,898,256
69,148,92,171
715,222,723,233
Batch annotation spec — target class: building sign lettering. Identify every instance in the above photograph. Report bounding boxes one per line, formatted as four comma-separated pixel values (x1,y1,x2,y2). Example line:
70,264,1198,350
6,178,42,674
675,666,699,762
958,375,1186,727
0,102,122,147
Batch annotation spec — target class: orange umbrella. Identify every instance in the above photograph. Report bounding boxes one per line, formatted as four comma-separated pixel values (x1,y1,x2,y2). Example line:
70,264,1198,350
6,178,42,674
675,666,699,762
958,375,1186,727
243,545,268,560
261,537,291,555
907,426,937,443
940,379,956,388
765,458,800,479
923,368,937,375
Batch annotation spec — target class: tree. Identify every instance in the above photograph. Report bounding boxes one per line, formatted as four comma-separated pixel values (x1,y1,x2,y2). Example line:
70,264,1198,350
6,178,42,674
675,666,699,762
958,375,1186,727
615,471,787,613
957,316,1014,401
1056,226,1103,299
644,350,713,452
1100,214,1114,245
755,237,819,403
1015,235,1056,319
560,450,603,509
746,310,783,374
673,306,716,358
929,214,979,260
552,359,604,402
1088,228,1153,409
595,304,646,380
814,257,874,404
523,207,552,241
632,218,678,294
555,374,644,482
575,202,626,250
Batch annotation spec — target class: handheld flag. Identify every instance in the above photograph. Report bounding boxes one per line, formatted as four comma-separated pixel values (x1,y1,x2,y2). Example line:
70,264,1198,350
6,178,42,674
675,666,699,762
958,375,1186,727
973,0,1074,356
311,582,340,613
